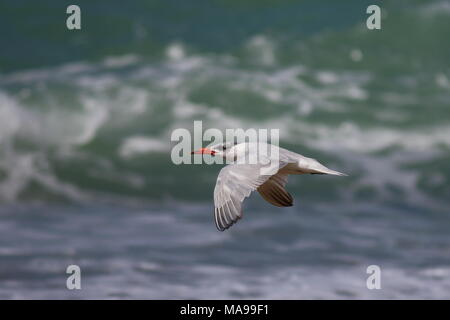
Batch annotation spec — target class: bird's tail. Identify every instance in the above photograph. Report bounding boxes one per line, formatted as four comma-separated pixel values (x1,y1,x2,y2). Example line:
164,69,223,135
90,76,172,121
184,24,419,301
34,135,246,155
309,160,348,176
322,168,348,176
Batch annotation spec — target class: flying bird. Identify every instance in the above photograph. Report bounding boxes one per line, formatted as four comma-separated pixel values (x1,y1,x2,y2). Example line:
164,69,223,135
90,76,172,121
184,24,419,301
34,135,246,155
191,142,347,231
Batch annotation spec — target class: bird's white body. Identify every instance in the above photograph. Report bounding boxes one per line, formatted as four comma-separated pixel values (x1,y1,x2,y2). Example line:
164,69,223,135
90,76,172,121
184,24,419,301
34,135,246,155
228,142,345,175
192,142,346,231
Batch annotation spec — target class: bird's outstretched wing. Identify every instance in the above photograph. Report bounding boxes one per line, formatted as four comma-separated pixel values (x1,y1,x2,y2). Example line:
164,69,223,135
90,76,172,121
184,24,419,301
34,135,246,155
213,162,287,231
257,173,293,207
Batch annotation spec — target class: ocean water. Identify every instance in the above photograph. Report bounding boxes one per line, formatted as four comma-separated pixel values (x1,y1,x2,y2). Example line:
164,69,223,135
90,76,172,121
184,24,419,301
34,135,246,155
1,0,450,299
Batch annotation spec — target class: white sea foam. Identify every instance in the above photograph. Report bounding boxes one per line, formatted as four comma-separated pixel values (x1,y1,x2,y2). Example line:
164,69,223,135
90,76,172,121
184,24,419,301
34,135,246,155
245,35,277,66
103,54,140,68
166,43,186,61
119,136,169,158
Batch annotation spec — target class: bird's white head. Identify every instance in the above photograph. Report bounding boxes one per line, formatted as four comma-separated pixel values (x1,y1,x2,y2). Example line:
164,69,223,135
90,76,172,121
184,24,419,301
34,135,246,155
191,142,241,162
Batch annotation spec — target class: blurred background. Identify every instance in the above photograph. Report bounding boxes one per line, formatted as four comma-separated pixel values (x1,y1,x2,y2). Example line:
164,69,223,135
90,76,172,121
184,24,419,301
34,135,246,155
0,0,450,299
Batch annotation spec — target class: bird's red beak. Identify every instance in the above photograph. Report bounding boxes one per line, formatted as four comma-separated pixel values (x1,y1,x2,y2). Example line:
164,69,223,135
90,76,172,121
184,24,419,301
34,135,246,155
191,148,216,155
